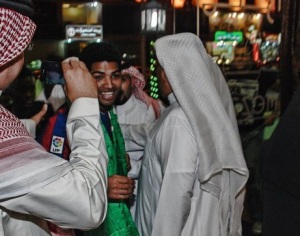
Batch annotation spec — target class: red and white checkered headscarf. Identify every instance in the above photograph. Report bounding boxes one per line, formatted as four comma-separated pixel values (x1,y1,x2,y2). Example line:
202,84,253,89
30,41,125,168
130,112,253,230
122,66,150,105
122,66,162,119
0,8,36,67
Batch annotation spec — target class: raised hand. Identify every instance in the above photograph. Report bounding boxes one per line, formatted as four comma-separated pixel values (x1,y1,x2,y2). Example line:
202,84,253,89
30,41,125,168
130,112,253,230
62,57,98,102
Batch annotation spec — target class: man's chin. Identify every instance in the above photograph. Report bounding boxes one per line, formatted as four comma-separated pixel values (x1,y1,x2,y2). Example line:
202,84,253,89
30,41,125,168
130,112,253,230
99,101,114,111
115,97,127,106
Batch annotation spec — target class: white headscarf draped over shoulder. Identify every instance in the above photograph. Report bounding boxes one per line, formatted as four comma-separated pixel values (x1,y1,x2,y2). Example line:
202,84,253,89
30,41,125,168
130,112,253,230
155,33,249,235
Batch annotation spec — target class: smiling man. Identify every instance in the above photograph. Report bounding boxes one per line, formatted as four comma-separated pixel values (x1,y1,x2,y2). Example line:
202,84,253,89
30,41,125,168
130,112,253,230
79,42,139,236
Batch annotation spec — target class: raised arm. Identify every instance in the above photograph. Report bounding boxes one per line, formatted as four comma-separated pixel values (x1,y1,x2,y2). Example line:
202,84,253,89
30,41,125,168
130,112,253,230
0,58,108,230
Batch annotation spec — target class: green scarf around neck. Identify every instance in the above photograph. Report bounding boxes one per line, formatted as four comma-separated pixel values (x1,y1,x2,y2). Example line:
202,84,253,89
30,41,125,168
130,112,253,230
83,108,139,236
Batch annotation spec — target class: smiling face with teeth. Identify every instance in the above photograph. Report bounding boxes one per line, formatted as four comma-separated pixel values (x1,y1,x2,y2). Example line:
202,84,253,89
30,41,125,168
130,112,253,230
90,61,122,111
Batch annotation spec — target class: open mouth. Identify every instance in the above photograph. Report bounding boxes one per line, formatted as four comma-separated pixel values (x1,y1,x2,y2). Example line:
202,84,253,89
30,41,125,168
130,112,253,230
101,91,114,99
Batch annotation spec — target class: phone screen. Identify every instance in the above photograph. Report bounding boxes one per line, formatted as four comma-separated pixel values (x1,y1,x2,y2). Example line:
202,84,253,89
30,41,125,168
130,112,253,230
40,61,65,85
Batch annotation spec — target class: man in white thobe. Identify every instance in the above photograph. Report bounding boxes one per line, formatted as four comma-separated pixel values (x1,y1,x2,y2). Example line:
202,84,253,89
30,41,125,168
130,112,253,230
0,1,108,235
122,33,249,236
115,66,158,218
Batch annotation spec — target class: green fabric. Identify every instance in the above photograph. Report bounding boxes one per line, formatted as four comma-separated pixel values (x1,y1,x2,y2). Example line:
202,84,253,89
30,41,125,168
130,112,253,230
35,79,44,100
263,117,280,140
83,109,139,236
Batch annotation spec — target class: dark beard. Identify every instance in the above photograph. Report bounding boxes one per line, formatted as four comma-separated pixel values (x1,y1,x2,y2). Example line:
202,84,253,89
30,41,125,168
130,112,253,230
115,91,129,106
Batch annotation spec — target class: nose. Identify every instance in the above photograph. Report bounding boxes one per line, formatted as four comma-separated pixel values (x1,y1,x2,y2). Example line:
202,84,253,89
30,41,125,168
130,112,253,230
99,76,113,88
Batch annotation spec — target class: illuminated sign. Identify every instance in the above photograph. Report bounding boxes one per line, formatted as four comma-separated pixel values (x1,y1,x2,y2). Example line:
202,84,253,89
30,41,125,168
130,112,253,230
214,31,243,43
66,25,103,40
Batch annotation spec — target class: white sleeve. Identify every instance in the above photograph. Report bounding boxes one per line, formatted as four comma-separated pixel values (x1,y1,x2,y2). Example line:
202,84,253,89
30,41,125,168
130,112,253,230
1,98,108,230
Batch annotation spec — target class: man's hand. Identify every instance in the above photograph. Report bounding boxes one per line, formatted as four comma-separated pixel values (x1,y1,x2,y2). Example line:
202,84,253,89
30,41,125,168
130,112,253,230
62,57,97,102
108,175,135,200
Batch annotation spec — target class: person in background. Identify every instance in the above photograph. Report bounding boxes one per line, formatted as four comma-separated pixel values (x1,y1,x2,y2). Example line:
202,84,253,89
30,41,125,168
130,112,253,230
231,42,255,71
115,65,160,219
0,67,50,138
40,55,67,113
3,67,54,138
122,33,249,235
0,1,108,235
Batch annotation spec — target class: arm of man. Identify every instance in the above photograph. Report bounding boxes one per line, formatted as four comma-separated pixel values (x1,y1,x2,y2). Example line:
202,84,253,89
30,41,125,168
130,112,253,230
0,58,108,230
20,103,48,138
151,112,198,235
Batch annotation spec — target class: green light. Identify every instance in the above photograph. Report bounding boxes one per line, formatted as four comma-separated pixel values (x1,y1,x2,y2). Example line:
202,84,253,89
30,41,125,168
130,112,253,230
149,41,159,99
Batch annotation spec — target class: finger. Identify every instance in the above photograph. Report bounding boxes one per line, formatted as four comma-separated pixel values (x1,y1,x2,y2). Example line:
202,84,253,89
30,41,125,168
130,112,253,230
62,57,79,64
110,181,133,189
115,184,134,191
62,60,71,72
109,179,134,190
112,175,134,184
112,188,132,195
62,57,80,71
108,189,133,200
109,193,131,200
79,61,88,71
69,59,81,69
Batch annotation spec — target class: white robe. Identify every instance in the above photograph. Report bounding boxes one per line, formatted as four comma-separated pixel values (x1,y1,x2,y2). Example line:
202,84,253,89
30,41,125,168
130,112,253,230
116,95,156,179
116,95,156,218
122,33,248,236
0,98,108,236
122,93,245,236
154,33,248,236
136,94,221,235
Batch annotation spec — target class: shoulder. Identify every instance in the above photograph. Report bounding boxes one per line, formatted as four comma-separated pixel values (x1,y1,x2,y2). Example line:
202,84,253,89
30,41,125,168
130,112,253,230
159,104,189,129
167,103,186,119
134,99,149,111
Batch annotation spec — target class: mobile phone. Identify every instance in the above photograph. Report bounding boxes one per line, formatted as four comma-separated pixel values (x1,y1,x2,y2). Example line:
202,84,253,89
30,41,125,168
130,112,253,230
40,61,65,85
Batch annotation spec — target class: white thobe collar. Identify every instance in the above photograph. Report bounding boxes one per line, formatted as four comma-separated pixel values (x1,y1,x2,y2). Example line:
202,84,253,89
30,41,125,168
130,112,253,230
167,93,177,105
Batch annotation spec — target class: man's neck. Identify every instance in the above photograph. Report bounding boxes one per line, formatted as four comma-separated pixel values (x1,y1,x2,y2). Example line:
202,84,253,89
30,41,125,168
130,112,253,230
100,105,111,114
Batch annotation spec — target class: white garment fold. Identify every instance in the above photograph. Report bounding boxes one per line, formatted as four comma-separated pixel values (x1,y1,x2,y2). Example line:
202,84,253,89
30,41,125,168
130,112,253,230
0,98,108,235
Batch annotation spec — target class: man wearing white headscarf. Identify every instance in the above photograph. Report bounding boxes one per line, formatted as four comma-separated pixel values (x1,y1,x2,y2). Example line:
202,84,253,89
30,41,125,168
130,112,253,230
115,65,161,219
122,33,248,236
0,1,108,235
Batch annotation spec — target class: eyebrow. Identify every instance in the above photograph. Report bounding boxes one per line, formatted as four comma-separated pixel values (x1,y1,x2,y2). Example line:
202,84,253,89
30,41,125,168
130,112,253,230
91,69,121,75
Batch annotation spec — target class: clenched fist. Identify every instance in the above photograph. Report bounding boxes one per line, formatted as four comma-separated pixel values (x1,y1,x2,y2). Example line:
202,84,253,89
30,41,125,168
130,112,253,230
108,175,135,200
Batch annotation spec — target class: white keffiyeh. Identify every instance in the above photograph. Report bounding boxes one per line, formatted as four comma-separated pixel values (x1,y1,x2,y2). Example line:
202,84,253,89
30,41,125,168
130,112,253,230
155,33,249,235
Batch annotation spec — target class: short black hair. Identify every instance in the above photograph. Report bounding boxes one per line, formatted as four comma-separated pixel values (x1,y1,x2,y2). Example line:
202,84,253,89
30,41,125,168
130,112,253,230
79,42,122,70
